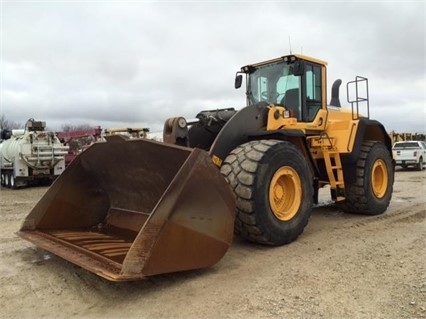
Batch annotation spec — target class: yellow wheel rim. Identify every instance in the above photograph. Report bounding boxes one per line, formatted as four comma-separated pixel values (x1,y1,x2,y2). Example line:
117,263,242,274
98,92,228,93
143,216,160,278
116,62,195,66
269,166,302,221
372,159,388,198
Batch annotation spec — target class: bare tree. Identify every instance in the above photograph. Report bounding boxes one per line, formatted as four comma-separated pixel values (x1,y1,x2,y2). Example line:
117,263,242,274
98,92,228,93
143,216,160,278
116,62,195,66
60,123,93,132
0,115,24,140
0,114,23,130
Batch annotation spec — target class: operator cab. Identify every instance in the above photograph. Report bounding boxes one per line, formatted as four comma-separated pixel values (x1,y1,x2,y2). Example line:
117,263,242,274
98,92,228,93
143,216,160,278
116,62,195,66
235,54,326,123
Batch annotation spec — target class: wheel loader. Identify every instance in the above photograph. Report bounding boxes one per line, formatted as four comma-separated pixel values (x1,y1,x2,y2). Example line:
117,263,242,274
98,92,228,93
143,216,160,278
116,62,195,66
18,54,394,281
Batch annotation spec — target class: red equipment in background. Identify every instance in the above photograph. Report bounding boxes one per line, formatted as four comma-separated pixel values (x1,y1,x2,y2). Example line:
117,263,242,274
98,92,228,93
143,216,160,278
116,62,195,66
56,127,103,166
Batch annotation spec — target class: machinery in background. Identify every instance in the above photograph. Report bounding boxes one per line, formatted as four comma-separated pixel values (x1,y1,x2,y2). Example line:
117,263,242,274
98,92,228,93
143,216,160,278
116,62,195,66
389,131,425,144
56,127,103,166
0,119,68,189
104,127,150,139
56,127,151,166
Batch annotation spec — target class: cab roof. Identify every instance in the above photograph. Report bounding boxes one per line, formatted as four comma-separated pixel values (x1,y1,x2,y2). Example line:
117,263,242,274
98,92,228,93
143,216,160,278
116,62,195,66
241,54,328,71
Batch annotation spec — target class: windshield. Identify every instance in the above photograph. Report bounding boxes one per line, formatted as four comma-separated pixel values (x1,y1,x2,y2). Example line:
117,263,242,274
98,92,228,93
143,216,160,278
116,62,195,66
247,61,301,109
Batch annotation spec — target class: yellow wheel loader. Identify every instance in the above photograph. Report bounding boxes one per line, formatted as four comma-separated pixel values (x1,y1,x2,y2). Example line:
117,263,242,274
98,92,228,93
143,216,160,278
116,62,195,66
18,54,394,281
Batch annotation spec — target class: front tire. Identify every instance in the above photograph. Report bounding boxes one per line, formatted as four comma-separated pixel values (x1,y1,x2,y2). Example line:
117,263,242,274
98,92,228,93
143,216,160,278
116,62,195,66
340,141,394,215
220,140,313,246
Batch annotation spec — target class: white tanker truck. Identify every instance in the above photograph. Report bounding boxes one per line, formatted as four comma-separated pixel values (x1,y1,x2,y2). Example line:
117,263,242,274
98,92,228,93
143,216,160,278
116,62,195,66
0,119,69,189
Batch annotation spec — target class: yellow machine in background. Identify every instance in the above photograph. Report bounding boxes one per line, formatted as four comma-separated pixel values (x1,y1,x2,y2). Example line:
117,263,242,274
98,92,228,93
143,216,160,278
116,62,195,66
18,54,394,281
389,131,425,144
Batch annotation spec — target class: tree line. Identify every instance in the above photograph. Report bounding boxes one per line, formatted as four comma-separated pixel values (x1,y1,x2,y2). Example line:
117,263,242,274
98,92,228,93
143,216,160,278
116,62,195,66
0,114,92,132
0,115,23,130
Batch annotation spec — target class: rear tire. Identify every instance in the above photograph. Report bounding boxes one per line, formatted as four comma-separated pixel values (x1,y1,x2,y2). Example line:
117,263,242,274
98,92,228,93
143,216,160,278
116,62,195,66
339,141,394,215
10,174,16,189
416,157,424,171
6,173,11,188
220,140,313,246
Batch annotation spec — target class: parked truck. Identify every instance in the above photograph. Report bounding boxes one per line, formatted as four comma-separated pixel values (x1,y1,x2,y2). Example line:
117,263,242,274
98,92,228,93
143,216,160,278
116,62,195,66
393,140,426,170
0,119,69,189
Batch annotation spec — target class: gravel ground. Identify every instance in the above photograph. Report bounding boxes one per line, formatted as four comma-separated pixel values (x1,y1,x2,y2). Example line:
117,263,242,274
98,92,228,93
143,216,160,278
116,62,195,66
0,167,425,319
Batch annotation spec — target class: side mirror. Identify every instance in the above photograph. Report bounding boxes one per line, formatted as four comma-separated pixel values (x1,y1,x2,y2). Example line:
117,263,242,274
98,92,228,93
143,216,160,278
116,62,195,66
292,61,305,76
235,74,243,89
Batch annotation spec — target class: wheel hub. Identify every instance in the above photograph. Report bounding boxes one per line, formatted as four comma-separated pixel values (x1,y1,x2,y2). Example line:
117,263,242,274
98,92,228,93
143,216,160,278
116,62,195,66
269,166,302,221
372,159,388,198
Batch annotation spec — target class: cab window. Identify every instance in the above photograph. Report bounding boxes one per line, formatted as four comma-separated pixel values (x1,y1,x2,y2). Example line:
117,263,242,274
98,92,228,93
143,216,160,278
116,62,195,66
305,64,322,121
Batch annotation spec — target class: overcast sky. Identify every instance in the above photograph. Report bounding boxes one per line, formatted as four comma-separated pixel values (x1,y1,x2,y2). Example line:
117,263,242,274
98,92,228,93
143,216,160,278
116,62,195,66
1,0,425,133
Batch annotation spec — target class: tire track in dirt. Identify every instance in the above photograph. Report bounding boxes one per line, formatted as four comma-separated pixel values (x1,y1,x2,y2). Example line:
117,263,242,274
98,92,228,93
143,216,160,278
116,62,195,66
339,203,425,231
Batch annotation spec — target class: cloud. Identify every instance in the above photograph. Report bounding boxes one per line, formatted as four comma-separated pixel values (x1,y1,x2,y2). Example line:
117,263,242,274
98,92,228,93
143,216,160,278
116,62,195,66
1,1,425,134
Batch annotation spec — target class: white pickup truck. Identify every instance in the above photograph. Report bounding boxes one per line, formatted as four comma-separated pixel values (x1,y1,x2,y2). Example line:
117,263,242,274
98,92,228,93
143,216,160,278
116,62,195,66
392,141,426,171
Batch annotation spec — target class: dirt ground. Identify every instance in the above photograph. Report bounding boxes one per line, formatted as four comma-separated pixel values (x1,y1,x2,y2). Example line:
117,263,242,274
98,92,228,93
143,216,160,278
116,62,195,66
0,167,425,319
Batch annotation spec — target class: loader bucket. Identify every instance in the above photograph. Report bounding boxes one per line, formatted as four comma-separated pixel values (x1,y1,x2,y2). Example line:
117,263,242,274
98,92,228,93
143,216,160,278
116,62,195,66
18,136,235,281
